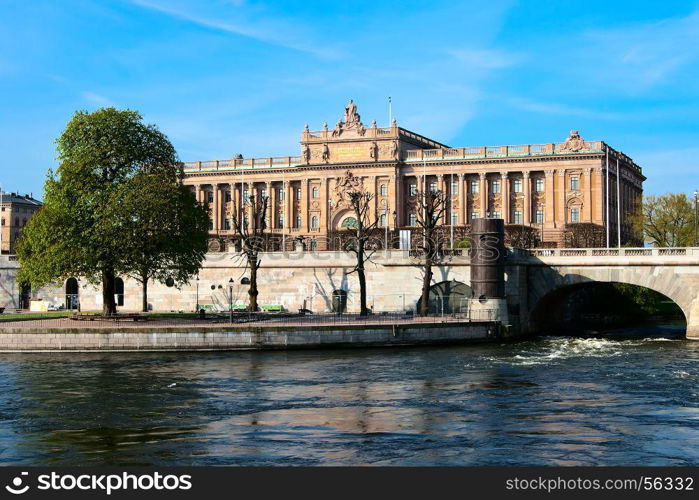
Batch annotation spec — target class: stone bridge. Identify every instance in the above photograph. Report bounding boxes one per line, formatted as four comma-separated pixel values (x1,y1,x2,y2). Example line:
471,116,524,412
513,247,699,339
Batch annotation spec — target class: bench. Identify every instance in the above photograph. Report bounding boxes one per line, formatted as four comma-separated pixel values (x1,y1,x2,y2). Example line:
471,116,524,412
261,304,283,312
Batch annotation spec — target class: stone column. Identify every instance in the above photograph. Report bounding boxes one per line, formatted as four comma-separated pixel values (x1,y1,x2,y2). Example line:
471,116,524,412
458,173,465,226
195,185,202,204
523,171,531,224
545,170,555,226
212,183,220,231
265,181,272,228
285,181,292,232
500,172,509,223
479,173,487,216
321,177,330,233
390,173,399,228
557,170,566,227
583,167,592,221
302,179,309,231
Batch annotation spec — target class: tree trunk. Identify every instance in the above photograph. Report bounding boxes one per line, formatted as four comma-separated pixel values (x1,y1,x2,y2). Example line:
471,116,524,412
420,255,433,316
141,274,148,313
358,265,368,316
248,255,259,312
102,268,117,316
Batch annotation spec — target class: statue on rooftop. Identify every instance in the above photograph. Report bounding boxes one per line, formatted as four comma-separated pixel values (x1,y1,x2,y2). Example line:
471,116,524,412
560,130,586,152
343,99,363,131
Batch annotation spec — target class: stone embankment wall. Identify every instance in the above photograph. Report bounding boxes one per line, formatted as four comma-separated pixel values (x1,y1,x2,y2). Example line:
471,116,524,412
0,322,497,351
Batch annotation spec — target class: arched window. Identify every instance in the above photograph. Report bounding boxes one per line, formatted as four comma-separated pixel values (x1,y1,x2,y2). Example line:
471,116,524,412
311,215,319,228
65,278,79,310
312,186,319,198
115,277,125,307
380,214,387,227
380,184,387,196
341,217,358,229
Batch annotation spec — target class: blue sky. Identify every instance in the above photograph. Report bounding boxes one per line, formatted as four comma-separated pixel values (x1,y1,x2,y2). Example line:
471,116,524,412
1,0,698,198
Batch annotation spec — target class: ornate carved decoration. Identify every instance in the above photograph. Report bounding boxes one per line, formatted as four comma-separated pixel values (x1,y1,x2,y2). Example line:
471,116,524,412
332,170,364,210
560,130,586,152
322,144,330,163
302,145,311,163
369,141,378,161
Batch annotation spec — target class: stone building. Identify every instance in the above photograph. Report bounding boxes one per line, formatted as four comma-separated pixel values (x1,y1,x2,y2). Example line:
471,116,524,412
184,101,644,249
0,192,42,254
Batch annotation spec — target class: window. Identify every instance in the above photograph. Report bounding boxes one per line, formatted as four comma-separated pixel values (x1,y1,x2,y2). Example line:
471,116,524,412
570,176,579,191
492,211,501,219
409,184,417,196
224,219,231,230
380,184,387,196
0,217,4,226
471,212,479,219
571,207,580,223
207,192,214,203
278,187,285,201
409,213,417,226
225,191,231,202
208,220,213,230
535,209,544,224
492,180,501,194
513,179,522,193
535,178,544,192
278,216,285,228
470,181,479,194
514,210,522,224
261,188,267,199
296,215,302,228
243,187,249,202
311,215,319,228
451,212,458,225
380,213,387,227
451,181,458,194
296,188,302,200
312,186,319,198
429,181,437,193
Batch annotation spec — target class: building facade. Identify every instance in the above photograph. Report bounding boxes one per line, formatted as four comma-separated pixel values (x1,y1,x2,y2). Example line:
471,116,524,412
183,101,645,249
0,192,42,254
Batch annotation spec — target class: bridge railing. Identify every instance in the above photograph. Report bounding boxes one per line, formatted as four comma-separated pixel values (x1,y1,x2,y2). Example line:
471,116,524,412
523,247,699,258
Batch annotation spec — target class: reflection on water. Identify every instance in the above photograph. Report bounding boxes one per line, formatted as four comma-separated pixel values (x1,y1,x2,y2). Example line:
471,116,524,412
0,324,697,465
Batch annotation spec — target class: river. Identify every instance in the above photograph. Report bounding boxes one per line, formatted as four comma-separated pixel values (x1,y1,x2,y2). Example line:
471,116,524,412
0,324,697,466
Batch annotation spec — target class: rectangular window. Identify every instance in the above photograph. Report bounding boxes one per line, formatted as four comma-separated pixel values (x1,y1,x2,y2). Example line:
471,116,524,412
513,179,522,193
296,188,302,200
261,188,267,199
243,188,249,202
514,210,522,224
451,181,458,194
470,181,479,194
471,212,479,219
207,192,214,203
409,184,417,196
225,191,231,202
224,219,231,230
451,212,458,225
380,213,387,227
535,209,544,224
429,182,437,193
570,176,579,191
535,178,544,192
571,207,580,223
409,214,417,226
278,187,285,201
208,220,213,230
492,180,501,194
492,211,501,219
278,216,284,228
296,215,302,228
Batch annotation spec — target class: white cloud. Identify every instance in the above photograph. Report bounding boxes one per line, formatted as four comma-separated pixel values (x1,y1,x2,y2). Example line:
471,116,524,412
128,0,341,59
81,91,115,108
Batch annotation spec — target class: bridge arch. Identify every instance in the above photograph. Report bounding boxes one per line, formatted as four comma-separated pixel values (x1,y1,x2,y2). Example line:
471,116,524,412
526,265,695,335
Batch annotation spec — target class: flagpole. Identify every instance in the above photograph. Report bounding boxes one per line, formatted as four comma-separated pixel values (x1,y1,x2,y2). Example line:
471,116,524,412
616,157,622,248
388,96,392,126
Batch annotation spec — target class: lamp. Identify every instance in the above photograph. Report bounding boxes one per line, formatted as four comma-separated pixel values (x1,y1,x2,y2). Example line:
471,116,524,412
228,278,234,323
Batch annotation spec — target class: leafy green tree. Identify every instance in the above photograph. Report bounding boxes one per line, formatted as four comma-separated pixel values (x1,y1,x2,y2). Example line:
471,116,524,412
118,173,209,312
631,193,694,247
16,108,191,315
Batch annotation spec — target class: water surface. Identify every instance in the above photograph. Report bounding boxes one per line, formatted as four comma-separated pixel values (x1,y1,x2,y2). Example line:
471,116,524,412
0,325,697,465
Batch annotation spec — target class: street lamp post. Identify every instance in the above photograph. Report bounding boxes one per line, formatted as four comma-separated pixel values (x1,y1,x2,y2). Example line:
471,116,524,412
384,203,389,251
539,202,545,246
694,190,698,247
195,276,200,313
228,278,234,323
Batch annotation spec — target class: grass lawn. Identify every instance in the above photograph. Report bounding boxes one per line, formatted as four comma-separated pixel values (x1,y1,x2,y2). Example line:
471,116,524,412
0,311,73,322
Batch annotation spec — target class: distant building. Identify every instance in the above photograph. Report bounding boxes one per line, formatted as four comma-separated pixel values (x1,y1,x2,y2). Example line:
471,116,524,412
0,192,42,254
183,101,645,249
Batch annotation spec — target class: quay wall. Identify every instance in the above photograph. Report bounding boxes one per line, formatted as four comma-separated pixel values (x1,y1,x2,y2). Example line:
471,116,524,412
0,321,497,352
